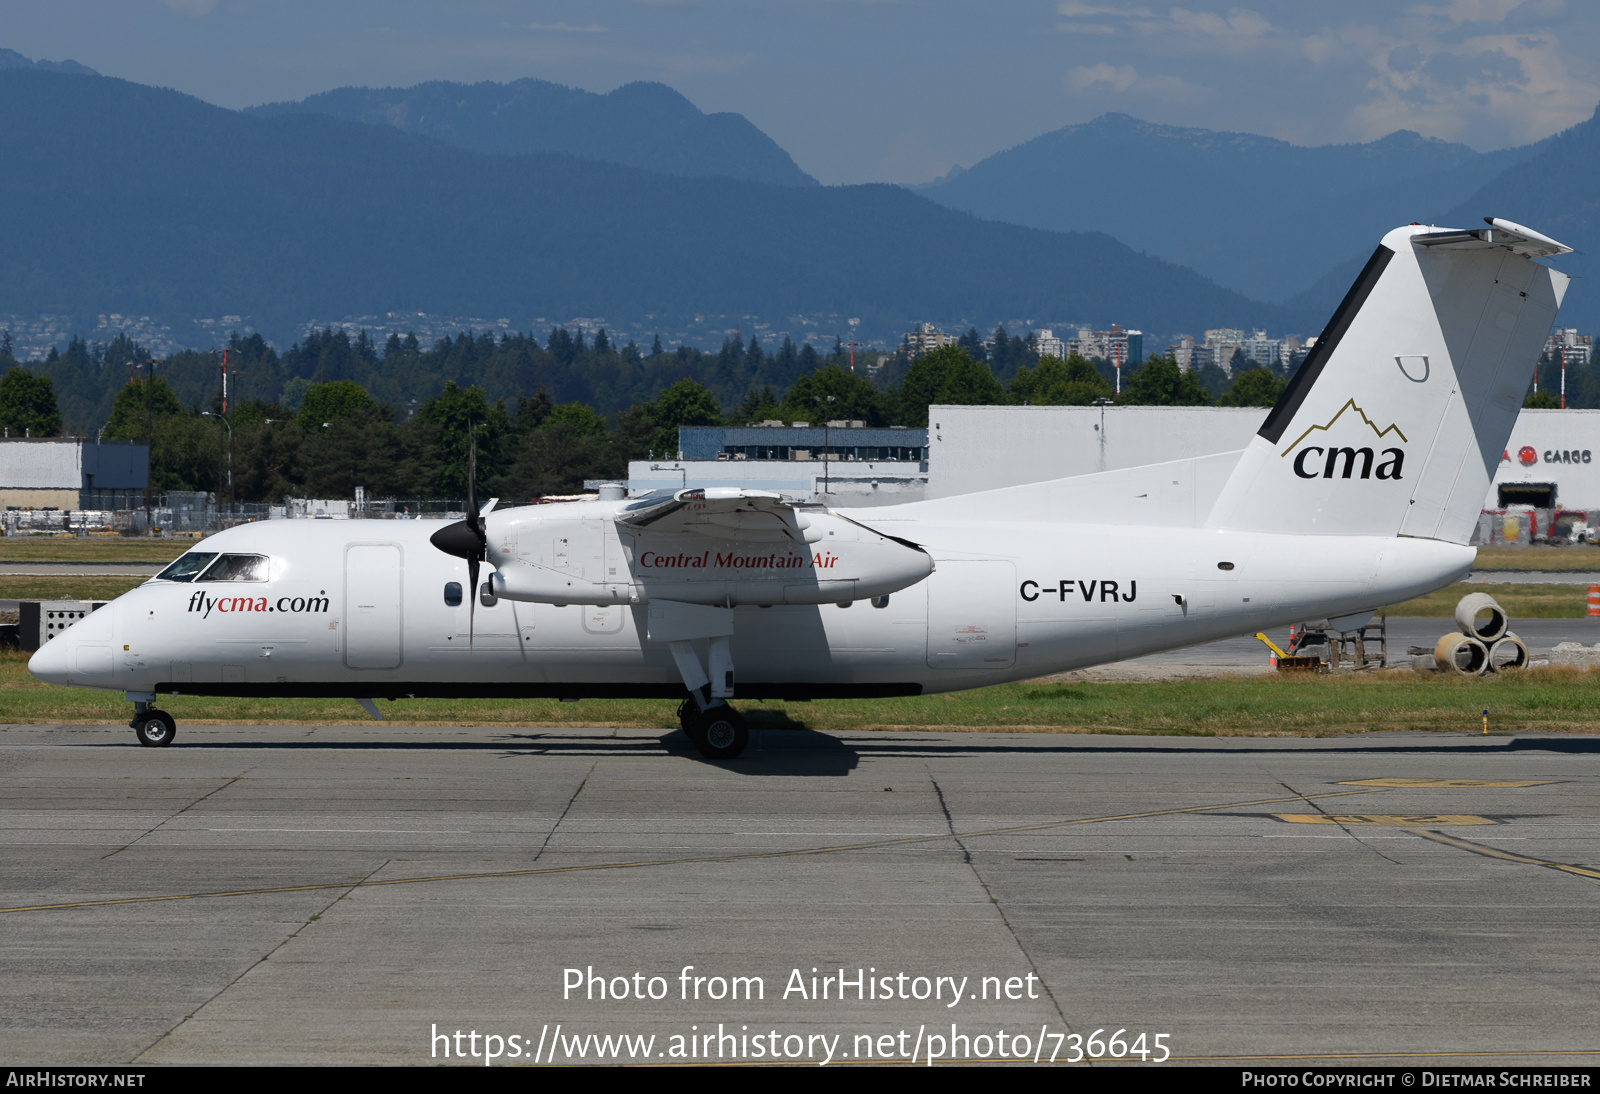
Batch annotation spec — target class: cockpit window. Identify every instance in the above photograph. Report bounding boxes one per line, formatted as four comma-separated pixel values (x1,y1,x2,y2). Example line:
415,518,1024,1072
196,553,270,582
156,552,217,582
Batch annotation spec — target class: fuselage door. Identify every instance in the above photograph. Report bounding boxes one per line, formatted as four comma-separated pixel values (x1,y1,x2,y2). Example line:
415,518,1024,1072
926,560,1017,670
344,543,403,670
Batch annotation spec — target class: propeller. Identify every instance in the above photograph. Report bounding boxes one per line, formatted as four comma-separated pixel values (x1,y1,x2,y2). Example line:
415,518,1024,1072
428,423,496,648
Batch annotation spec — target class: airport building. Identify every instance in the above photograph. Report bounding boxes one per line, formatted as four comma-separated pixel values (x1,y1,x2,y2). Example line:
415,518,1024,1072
925,405,1600,543
0,439,149,511
628,423,930,505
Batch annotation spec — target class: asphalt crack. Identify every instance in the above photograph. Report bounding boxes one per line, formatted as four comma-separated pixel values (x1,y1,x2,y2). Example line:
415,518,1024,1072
130,858,390,1064
102,775,244,860
926,766,1070,1033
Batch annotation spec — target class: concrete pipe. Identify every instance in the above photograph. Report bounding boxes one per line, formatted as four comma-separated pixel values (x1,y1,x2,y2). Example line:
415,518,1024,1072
1488,631,1529,672
1454,592,1508,643
1435,632,1490,676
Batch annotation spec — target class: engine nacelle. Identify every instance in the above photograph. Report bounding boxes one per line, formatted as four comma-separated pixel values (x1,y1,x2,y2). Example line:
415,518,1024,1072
482,498,932,607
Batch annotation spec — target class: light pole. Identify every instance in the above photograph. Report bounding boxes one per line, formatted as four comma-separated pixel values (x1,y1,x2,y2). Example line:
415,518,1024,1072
143,357,155,534
1092,396,1112,474
200,411,233,516
813,394,836,496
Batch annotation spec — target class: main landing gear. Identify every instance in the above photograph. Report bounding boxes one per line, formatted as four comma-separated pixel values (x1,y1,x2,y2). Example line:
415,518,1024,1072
130,703,177,748
653,602,749,759
677,697,748,760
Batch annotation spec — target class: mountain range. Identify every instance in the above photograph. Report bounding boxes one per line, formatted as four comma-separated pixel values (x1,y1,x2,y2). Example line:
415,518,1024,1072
249,79,818,188
0,51,1594,359
0,67,1300,354
915,113,1548,307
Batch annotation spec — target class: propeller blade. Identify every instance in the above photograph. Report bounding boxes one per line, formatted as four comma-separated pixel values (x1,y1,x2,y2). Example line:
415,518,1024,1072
467,555,479,651
467,422,479,532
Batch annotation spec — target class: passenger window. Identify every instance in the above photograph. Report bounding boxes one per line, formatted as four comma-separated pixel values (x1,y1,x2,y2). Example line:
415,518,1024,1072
443,582,463,607
156,552,217,582
196,554,270,582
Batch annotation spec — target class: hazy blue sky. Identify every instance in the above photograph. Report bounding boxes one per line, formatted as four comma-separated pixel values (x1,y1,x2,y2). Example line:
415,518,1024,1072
6,1,1598,184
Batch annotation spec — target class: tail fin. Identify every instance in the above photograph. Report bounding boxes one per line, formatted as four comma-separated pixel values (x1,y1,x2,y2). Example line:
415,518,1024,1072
1206,220,1570,544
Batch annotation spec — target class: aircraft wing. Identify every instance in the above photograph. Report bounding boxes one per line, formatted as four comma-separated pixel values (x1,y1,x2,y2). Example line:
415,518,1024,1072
615,487,823,544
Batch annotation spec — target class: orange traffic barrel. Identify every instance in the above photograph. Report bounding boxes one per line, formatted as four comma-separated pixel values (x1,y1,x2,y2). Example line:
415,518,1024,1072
1588,585,1600,618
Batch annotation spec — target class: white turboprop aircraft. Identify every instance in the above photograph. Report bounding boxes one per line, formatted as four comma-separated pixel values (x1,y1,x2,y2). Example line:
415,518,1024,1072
29,219,1571,758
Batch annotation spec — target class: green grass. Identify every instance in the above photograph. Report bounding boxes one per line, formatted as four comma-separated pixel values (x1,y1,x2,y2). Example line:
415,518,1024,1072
0,537,198,563
2,648,1597,736
0,576,149,602
1381,583,1591,618
1472,546,1600,571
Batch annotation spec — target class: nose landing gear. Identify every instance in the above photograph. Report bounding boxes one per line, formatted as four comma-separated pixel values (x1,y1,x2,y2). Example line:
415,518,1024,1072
129,700,177,748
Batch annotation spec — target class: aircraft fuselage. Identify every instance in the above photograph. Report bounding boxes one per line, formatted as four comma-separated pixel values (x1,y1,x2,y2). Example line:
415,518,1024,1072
34,515,1471,701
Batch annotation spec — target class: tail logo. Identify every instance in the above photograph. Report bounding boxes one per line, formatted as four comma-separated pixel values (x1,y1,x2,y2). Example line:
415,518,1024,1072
1281,398,1408,482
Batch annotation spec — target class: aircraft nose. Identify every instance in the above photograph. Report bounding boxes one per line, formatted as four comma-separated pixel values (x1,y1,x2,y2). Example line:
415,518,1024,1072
27,630,76,685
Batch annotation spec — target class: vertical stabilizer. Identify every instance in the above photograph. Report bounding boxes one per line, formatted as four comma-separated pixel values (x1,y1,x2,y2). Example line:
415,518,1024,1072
1205,221,1569,543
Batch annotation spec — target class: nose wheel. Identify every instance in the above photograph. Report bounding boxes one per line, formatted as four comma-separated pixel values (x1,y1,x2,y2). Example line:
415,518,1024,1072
132,709,177,748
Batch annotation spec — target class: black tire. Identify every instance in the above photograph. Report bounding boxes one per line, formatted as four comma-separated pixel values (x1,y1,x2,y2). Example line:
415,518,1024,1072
676,697,700,732
134,710,176,748
692,706,747,760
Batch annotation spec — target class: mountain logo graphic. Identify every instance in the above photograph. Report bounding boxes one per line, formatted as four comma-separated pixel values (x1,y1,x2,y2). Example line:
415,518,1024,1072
1281,399,1408,482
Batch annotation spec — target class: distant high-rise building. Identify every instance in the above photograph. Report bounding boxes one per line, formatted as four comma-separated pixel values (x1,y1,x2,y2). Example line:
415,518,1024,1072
903,322,955,357
1203,328,1245,377
1066,323,1140,367
1244,329,1280,369
1169,335,1197,371
1545,328,1592,367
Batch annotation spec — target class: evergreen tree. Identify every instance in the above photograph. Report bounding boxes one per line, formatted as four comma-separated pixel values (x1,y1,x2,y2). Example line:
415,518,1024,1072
416,381,509,495
1008,354,1112,406
0,367,62,437
734,386,783,424
296,380,372,427
645,378,723,458
1119,354,1211,406
1217,366,1285,408
780,364,887,425
897,346,1004,426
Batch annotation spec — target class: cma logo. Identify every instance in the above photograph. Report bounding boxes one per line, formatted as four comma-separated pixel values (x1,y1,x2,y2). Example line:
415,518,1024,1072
1282,398,1407,482
1292,446,1405,480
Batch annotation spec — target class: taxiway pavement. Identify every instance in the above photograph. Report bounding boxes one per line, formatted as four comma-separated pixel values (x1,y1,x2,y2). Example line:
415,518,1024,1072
2,723,1597,1066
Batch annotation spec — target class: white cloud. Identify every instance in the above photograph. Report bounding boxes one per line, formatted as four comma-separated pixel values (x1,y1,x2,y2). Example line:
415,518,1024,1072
1047,1,1597,149
527,23,607,34
1069,63,1140,93
1167,7,1272,40
1065,62,1206,104
1057,2,1152,16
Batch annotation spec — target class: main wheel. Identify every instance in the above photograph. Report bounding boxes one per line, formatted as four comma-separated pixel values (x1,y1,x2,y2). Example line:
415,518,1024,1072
676,697,700,732
134,709,177,748
692,706,748,760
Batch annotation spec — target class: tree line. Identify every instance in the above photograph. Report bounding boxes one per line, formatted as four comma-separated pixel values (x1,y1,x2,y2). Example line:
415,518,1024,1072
0,323,1325,503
